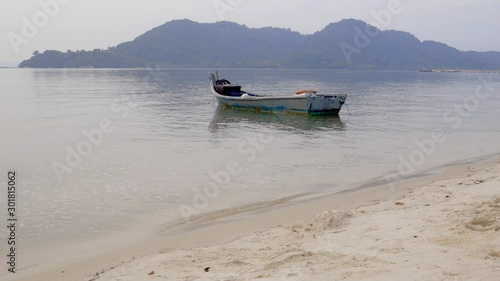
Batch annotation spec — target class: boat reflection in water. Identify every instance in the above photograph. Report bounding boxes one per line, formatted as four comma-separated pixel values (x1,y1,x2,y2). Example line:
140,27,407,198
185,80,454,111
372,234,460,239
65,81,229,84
209,106,346,134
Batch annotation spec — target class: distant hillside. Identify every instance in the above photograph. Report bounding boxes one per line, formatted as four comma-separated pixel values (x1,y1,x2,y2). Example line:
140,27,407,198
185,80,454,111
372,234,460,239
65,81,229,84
19,19,500,70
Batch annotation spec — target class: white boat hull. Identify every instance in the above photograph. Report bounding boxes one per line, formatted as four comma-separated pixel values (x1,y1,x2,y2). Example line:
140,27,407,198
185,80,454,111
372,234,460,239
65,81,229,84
209,76,346,115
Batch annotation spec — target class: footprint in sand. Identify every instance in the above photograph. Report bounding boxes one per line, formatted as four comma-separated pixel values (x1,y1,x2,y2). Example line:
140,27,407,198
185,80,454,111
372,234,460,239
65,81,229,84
464,197,500,232
488,250,500,259
465,217,498,232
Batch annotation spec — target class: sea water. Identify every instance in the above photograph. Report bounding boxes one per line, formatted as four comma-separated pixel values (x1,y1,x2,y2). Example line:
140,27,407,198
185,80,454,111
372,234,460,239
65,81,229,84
0,68,499,268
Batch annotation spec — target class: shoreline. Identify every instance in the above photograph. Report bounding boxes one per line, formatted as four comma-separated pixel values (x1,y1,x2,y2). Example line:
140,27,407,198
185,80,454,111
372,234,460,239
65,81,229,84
8,154,500,281
161,152,500,235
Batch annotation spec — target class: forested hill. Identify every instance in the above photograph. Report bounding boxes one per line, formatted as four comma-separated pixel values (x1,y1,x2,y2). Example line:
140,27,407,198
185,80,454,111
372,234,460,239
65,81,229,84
19,19,500,70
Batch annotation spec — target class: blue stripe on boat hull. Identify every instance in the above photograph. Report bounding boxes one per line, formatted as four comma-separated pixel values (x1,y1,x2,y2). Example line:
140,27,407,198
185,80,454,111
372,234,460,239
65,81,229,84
217,98,342,115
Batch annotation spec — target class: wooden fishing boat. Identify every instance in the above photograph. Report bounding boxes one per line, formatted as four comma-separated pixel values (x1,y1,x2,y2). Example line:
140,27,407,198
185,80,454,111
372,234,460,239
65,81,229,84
209,72,346,115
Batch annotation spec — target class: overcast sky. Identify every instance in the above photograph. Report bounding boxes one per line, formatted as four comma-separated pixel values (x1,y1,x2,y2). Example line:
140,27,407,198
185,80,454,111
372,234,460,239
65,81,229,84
1,0,499,66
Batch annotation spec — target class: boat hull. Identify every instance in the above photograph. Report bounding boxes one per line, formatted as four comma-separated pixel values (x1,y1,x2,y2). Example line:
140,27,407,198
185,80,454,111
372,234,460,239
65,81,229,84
211,88,346,115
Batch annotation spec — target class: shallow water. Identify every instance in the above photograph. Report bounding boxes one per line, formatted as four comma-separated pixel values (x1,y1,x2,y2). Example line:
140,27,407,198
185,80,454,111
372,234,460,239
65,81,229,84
0,68,499,263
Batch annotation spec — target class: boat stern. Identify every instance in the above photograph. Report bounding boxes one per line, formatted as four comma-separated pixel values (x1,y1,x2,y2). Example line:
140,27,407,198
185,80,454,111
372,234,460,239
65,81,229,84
308,94,347,114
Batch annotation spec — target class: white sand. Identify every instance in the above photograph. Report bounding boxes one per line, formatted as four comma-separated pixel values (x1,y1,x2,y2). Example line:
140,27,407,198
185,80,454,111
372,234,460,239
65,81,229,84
88,161,500,281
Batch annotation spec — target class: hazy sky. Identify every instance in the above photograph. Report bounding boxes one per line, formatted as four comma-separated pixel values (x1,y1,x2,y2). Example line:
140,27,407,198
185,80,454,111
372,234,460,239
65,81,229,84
1,0,499,66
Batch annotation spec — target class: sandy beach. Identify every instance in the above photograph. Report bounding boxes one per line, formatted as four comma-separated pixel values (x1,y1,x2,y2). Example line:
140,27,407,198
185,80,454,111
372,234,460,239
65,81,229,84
9,157,500,281
3,1,500,280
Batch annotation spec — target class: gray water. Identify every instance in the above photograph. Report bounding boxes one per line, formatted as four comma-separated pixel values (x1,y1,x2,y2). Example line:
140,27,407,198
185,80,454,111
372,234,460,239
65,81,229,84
0,68,499,264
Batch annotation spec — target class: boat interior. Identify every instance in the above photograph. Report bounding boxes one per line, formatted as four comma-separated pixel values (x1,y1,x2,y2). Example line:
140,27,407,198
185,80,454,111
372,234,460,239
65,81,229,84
214,79,243,96
210,72,258,97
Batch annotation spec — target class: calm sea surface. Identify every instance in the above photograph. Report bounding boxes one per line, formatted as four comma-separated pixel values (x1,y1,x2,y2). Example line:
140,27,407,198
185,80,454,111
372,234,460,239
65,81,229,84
1,68,499,265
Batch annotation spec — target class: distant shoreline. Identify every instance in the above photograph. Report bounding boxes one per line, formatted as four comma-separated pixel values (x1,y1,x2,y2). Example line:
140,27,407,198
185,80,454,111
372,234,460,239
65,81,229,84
419,68,500,73
4,67,500,72
16,20,500,70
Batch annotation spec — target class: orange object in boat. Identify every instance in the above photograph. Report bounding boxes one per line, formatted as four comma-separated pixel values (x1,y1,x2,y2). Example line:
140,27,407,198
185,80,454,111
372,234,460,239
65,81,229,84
295,89,317,95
